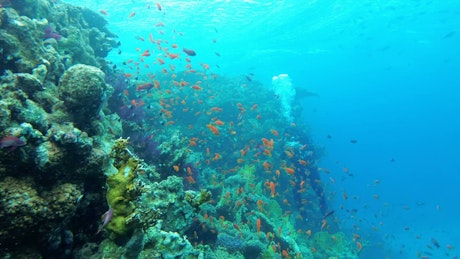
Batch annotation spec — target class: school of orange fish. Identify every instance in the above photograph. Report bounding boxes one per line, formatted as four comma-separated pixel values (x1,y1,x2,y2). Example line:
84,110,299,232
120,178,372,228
101,3,457,258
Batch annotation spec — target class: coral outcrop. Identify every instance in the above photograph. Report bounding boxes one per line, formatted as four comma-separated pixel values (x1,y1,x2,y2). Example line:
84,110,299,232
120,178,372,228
59,64,112,126
0,0,119,257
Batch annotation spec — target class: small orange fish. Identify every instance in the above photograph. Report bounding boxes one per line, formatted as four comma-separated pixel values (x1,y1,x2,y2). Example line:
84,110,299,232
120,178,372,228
99,10,108,15
356,241,363,252
157,58,165,65
192,85,202,90
214,120,224,126
262,161,271,170
269,181,275,197
168,53,179,59
284,167,295,175
206,124,219,135
173,165,180,172
298,159,308,165
233,223,241,232
257,200,264,212
187,175,196,184
212,153,221,161
156,2,162,11
256,218,261,235
128,11,136,18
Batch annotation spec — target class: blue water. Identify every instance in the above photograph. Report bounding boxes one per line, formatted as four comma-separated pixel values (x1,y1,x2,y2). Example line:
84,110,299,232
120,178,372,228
64,0,460,257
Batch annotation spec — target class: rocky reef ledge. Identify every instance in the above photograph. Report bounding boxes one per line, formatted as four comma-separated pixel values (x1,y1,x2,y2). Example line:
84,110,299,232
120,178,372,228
0,0,120,257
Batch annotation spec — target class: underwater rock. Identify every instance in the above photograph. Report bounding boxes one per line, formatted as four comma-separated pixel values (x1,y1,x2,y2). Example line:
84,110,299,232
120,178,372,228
138,176,196,234
0,177,46,244
140,221,202,259
9,0,52,19
14,72,44,96
0,177,82,246
58,64,110,124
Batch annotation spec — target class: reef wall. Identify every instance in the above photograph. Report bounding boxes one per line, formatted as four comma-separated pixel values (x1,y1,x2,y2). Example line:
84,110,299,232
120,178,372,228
0,1,359,258
0,0,119,257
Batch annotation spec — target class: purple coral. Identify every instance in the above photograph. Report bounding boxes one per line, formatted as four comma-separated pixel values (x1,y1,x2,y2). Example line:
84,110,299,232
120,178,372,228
44,26,62,40
117,105,145,123
127,132,160,162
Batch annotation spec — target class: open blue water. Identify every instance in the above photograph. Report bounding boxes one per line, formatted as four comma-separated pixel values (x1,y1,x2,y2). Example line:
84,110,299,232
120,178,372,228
64,1,460,257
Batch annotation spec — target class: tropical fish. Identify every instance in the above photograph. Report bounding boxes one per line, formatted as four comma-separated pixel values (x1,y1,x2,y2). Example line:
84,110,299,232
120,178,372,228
183,48,196,56
0,136,26,151
256,218,261,234
431,238,440,248
96,208,113,234
323,210,335,219
269,181,275,197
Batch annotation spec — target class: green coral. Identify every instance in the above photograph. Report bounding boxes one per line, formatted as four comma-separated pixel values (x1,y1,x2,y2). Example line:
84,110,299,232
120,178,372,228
185,189,212,210
106,138,141,238
310,231,357,258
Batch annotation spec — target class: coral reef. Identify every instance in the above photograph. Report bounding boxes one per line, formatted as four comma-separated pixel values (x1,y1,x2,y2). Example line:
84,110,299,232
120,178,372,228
105,138,141,239
0,0,119,257
0,0,361,258
58,64,112,127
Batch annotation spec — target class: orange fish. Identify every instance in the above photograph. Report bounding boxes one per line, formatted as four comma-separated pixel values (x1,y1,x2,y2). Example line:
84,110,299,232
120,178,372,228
206,124,219,135
356,241,363,252
187,175,196,184
263,149,272,157
156,2,162,11
256,218,261,235
233,223,241,232
128,11,136,18
173,165,180,172
284,167,295,175
168,53,179,59
257,200,264,212
270,129,279,136
282,250,289,259
157,58,165,65
214,120,224,126
99,10,108,15
269,181,275,197
192,85,202,90
212,153,221,161
262,161,271,170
